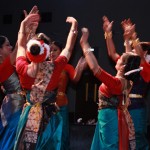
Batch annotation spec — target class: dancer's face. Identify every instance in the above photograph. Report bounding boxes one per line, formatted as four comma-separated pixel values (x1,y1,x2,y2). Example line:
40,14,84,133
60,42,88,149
0,38,12,61
49,43,61,61
115,54,124,71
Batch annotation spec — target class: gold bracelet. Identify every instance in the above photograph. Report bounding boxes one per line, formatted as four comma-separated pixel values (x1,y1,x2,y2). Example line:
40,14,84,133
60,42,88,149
132,38,140,47
104,31,112,39
124,40,132,46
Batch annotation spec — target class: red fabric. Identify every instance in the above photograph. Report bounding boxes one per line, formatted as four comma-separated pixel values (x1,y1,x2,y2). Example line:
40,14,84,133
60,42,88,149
140,60,150,82
95,69,122,98
16,56,35,89
16,55,68,90
63,64,75,80
56,64,75,106
26,49,47,63
0,56,15,82
118,108,129,150
95,69,130,149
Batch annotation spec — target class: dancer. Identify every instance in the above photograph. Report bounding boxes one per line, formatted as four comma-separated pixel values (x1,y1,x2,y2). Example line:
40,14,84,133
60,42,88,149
14,12,78,150
0,6,39,149
103,16,150,149
80,27,141,150
49,40,87,150
0,35,25,150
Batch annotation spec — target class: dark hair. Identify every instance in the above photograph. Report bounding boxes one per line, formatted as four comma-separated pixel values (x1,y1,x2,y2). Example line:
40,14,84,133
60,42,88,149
30,44,40,56
0,36,7,48
140,42,150,54
52,41,63,51
29,33,50,56
123,53,141,81
34,33,51,45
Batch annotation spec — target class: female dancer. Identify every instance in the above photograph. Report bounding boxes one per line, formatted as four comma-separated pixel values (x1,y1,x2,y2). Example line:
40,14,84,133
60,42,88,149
103,16,150,150
0,6,39,149
0,36,25,150
80,27,142,150
14,12,78,150
49,41,87,150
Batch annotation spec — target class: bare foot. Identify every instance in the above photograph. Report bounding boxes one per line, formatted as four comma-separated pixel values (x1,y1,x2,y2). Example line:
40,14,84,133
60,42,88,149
80,27,89,45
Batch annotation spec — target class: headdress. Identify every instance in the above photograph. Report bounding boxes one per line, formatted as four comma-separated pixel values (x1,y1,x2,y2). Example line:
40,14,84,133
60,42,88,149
26,39,50,63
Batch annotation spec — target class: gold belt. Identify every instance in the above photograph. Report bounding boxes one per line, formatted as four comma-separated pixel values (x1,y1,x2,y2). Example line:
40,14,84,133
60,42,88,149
57,92,65,96
16,90,26,96
129,94,143,98
11,90,26,96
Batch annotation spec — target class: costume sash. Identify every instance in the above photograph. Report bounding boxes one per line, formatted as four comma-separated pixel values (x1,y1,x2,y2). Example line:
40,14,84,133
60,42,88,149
30,61,54,104
118,79,136,150
19,61,54,149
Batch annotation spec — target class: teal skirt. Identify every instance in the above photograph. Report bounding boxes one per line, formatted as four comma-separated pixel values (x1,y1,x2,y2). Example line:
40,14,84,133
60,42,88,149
59,105,69,150
14,104,63,150
0,109,22,150
129,108,149,150
91,108,119,150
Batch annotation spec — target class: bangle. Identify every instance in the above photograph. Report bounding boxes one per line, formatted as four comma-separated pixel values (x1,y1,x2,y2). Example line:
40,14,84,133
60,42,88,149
83,47,94,56
124,40,132,46
29,32,35,38
132,38,140,47
104,31,112,39
71,30,78,35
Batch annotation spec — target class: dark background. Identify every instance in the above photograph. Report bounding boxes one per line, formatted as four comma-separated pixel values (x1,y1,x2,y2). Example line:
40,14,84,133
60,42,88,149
0,1,150,148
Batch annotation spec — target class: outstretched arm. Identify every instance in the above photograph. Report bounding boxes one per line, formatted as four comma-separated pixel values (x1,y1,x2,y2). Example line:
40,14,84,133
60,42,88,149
17,13,40,59
23,5,39,41
80,28,101,75
60,17,78,61
121,18,135,53
9,6,39,65
80,28,123,92
131,32,146,64
102,16,120,62
73,56,88,83
131,32,150,82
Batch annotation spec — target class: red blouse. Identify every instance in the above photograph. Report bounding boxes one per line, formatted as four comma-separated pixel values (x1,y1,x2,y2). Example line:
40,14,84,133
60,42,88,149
96,59,150,98
95,69,122,98
56,64,75,106
140,60,150,82
16,56,68,91
0,56,15,82
63,64,75,80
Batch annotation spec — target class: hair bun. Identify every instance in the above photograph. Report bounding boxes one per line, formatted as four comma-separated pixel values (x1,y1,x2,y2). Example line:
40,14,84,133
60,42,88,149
26,39,50,63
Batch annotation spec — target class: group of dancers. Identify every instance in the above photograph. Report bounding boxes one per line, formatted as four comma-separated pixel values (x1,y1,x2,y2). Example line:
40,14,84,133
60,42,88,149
0,5,150,150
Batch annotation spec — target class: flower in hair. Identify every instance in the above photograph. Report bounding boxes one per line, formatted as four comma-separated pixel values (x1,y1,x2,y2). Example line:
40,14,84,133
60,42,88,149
26,39,50,63
124,67,143,76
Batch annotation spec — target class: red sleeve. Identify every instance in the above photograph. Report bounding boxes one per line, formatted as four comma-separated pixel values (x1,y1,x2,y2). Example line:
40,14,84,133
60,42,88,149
63,64,75,80
16,56,35,89
140,60,150,82
16,56,28,76
54,56,68,71
0,56,15,82
96,69,122,96
47,56,68,90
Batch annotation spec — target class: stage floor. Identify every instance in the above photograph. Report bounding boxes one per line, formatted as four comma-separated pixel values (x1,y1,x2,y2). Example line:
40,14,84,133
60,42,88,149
70,124,150,150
